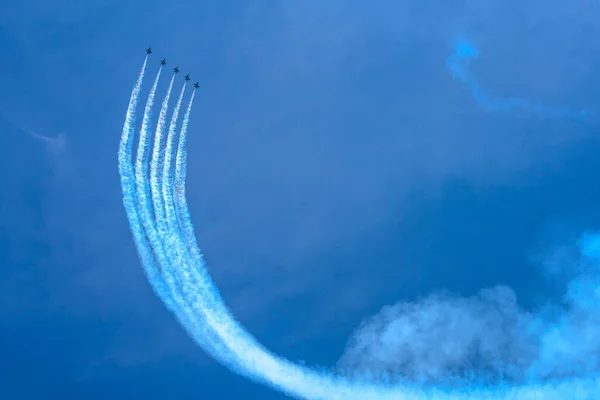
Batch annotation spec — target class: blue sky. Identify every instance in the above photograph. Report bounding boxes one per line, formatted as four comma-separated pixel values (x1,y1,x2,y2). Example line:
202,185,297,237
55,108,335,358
2,1,600,398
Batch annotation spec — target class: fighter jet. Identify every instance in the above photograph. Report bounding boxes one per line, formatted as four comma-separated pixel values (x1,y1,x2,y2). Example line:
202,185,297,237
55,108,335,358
184,74,191,81
160,58,166,66
146,47,152,54
194,81,199,89
173,66,179,73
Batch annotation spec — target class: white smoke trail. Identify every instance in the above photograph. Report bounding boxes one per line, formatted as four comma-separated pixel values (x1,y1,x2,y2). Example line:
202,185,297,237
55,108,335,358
118,58,184,318
131,66,174,306
160,83,200,300
117,55,160,289
150,74,175,236
118,61,219,356
119,58,600,400
117,58,210,348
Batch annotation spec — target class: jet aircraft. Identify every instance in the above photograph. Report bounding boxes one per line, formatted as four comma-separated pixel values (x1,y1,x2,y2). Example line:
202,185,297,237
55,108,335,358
173,66,179,73
160,58,166,65
146,47,152,54
185,74,191,81
194,81,199,89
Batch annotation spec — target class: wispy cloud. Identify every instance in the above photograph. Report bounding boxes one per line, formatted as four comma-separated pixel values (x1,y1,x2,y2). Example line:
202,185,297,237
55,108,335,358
0,108,67,156
25,130,67,155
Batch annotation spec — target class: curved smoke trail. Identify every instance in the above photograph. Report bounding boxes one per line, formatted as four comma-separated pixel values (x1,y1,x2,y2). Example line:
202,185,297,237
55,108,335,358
446,41,590,118
118,57,600,399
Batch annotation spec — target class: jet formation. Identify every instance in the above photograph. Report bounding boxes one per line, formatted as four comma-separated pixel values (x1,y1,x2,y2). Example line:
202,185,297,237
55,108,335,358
147,48,198,90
